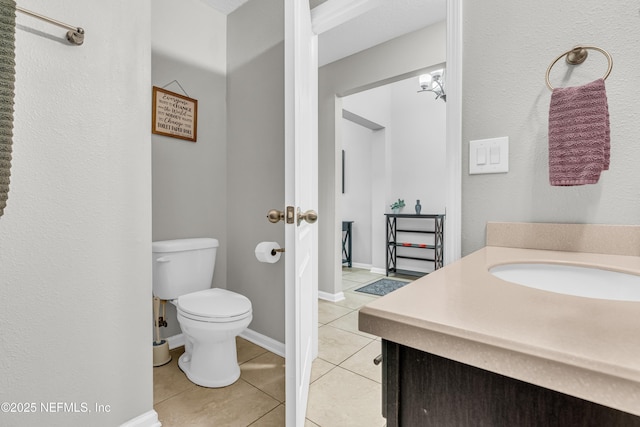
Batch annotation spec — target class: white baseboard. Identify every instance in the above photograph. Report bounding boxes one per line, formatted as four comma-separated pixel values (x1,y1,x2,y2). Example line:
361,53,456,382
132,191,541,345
345,263,386,275
240,328,285,358
318,290,345,302
166,333,185,350
350,262,372,270
120,410,161,427
165,329,285,358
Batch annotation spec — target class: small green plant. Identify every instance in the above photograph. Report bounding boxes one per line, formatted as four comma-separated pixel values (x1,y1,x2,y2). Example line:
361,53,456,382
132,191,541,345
390,199,405,210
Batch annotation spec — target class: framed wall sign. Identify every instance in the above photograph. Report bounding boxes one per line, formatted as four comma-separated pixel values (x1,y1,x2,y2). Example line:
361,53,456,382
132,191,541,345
152,86,198,142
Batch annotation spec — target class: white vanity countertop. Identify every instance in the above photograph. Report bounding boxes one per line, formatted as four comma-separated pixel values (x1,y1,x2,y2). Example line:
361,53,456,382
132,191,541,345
359,223,640,416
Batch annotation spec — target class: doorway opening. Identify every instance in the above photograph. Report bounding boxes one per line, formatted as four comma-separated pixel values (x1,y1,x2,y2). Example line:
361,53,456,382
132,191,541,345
339,71,447,276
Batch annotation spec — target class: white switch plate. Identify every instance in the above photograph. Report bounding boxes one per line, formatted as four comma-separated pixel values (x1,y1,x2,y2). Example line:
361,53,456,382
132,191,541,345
469,137,509,174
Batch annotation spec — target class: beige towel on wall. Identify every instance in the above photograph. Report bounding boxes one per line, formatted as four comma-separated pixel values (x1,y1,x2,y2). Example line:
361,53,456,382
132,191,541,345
0,0,16,218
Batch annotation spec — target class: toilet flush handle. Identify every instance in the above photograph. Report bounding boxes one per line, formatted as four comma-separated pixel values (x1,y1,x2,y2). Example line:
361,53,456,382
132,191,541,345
155,257,171,263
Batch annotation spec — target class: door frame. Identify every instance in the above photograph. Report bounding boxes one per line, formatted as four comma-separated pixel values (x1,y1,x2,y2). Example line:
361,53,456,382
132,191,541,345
289,0,462,423
445,0,462,264
321,0,462,292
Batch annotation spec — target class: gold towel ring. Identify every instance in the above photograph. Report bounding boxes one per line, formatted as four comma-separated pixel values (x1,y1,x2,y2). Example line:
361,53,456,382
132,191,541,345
545,45,613,91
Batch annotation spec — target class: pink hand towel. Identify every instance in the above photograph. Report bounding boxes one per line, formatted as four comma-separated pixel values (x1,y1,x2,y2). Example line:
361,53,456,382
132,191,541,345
548,78,610,186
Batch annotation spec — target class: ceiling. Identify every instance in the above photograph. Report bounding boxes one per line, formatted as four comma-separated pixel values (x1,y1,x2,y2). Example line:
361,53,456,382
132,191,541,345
199,0,251,15
199,0,446,67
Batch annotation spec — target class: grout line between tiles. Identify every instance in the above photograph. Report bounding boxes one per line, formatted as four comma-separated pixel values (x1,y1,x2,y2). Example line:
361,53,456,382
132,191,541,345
238,349,270,366
336,362,382,385
331,364,382,386
247,404,285,426
237,377,283,407
312,357,338,385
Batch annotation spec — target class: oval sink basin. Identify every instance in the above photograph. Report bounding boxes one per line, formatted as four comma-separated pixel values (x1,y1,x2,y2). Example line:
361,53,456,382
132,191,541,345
489,263,640,301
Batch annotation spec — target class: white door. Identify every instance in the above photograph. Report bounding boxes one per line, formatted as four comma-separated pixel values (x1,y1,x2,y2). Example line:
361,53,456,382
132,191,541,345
284,0,318,425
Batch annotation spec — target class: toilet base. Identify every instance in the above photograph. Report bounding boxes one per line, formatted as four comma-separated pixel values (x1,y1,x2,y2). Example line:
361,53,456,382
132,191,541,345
178,351,240,388
176,307,252,388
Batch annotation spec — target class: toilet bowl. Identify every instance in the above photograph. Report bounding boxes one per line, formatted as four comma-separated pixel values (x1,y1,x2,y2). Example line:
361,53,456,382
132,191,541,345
152,238,253,388
176,288,252,387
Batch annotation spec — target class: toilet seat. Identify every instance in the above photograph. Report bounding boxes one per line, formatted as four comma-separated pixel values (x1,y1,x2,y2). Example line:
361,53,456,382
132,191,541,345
177,288,252,323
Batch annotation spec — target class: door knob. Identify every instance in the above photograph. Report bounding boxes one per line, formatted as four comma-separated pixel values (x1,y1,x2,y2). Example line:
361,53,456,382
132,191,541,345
297,208,318,225
267,209,285,223
267,207,296,224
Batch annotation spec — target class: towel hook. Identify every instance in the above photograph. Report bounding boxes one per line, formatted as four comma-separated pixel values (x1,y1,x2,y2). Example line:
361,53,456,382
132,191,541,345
545,45,613,91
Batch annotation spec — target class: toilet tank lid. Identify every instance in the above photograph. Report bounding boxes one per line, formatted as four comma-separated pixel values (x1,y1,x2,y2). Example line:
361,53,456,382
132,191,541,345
152,238,219,253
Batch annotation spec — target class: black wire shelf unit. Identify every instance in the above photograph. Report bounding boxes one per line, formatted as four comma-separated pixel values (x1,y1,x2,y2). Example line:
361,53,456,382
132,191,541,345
385,213,445,277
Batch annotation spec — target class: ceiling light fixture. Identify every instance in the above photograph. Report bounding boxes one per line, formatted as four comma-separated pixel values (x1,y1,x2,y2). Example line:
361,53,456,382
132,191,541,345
418,69,446,101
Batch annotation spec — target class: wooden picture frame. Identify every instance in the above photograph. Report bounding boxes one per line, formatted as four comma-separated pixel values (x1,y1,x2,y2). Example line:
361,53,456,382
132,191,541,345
152,86,198,142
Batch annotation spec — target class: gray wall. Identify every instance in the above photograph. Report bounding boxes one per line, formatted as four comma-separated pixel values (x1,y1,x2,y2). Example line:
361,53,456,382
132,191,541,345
319,22,446,295
152,53,228,337
0,1,152,425
462,1,640,255
227,0,286,343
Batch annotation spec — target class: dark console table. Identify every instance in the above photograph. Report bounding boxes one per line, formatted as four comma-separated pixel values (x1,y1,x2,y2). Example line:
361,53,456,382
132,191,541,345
342,221,353,268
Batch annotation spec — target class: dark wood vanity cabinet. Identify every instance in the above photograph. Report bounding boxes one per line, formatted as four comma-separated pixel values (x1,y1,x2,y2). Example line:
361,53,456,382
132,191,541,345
382,340,640,427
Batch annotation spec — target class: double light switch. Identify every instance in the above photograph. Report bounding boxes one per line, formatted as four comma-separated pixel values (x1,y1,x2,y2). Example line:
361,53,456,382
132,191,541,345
469,137,509,174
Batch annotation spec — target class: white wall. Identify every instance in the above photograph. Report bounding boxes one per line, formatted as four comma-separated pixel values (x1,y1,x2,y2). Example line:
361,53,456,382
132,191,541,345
342,85,390,268
151,0,227,339
341,120,375,265
343,85,392,128
389,76,446,215
0,1,153,426
462,1,640,255
341,75,446,274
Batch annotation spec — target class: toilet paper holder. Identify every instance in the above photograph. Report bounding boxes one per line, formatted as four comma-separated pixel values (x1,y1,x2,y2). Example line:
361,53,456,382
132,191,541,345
255,241,285,263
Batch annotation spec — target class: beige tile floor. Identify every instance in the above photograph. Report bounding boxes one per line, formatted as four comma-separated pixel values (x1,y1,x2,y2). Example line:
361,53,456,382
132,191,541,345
153,268,412,426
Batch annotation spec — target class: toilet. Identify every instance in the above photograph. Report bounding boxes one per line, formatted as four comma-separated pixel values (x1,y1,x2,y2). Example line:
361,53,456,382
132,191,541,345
152,238,252,388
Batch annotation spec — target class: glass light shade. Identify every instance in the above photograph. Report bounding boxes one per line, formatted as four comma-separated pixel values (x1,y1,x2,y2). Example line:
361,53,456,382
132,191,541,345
419,74,432,88
430,69,444,86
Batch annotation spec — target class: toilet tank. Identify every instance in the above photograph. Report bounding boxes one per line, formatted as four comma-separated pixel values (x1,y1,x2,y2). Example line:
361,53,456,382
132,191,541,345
152,238,219,300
